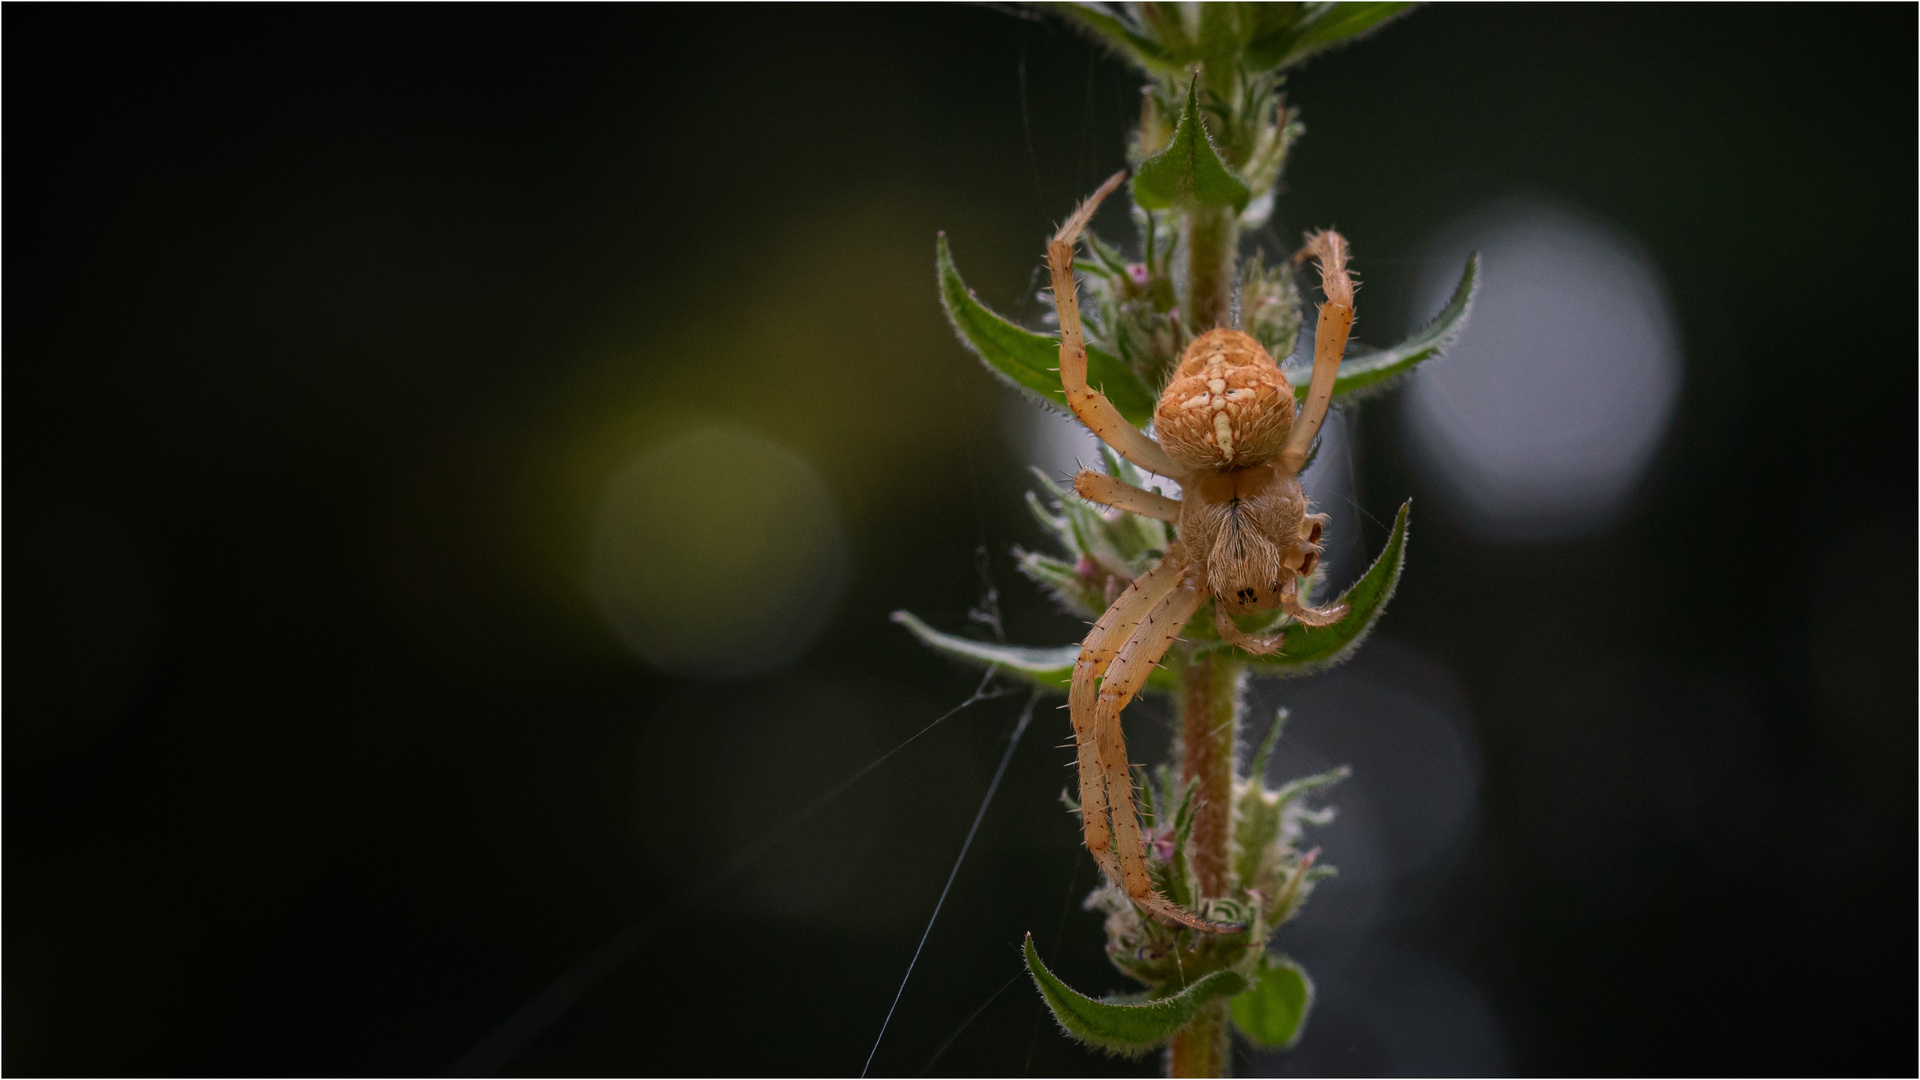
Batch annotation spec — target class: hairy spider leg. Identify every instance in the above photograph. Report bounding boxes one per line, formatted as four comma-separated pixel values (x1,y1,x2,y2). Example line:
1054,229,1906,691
1048,171,1184,480
1279,229,1357,474
1090,572,1242,934
1072,469,1180,523
1071,558,1185,893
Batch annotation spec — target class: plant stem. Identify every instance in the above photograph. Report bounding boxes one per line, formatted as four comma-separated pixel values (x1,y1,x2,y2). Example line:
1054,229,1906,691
1181,205,1237,333
1168,998,1232,1078
1170,652,1242,1079
1179,651,1242,899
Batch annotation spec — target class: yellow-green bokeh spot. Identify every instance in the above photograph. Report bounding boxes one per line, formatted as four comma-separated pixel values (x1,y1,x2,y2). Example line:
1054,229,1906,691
589,424,847,678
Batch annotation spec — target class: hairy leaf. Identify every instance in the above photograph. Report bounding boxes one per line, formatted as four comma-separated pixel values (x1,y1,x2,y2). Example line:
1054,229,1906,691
1287,253,1479,404
891,612,1077,690
1246,707,1289,783
1051,3,1179,72
1238,499,1410,675
1024,934,1248,1055
1230,954,1315,1049
1015,548,1103,621
1132,79,1250,213
891,612,1178,695
936,234,1157,425
1245,2,1416,70
1271,765,1351,808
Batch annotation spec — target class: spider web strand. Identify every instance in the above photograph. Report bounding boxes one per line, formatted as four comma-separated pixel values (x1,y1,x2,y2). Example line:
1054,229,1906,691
449,667,1015,1077
861,689,1039,1078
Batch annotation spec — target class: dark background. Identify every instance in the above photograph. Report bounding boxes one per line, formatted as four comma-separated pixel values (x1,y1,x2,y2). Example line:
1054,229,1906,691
7,4,1914,1076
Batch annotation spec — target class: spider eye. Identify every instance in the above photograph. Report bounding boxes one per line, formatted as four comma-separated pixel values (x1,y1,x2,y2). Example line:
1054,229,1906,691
1236,588,1257,604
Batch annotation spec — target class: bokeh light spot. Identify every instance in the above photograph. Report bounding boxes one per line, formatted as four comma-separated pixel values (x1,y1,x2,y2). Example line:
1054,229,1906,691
589,424,848,678
1403,200,1682,543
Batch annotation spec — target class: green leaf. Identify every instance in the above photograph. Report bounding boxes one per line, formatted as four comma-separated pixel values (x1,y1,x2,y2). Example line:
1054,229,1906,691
1051,3,1180,73
1132,79,1250,213
1271,765,1351,807
1245,2,1416,70
1023,934,1249,1056
1015,548,1102,621
1239,499,1410,676
1230,954,1315,1049
1287,253,1478,404
1026,465,1161,577
936,234,1157,426
891,612,1181,695
1194,2,1257,63
891,611,1077,691
1246,707,1289,783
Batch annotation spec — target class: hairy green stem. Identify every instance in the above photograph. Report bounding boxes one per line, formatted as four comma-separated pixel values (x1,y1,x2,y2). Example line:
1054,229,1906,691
1181,204,1237,333
1168,651,1244,1078
1179,652,1243,900
1168,998,1232,1078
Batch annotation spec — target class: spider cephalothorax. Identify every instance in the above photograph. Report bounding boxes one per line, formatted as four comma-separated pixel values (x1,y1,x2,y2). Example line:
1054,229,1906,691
1049,171,1357,934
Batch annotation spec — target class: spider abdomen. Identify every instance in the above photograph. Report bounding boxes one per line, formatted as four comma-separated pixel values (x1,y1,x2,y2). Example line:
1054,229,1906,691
1153,329,1295,472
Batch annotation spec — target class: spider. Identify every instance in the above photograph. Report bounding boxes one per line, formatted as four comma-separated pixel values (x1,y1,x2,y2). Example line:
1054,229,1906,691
1052,170,1357,935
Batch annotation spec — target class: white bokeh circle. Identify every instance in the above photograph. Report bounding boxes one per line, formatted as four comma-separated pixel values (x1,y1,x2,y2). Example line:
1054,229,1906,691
1404,200,1682,543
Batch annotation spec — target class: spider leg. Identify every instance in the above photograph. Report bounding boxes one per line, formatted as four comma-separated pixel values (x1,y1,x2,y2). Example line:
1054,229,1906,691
1073,469,1180,523
1071,558,1185,892
1049,172,1185,480
1282,594,1349,627
1095,575,1244,934
1278,229,1357,474
1279,572,1349,627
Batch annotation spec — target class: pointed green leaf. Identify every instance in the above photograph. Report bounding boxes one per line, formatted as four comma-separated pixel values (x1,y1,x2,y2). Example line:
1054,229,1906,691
1245,2,1416,71
936,234,1157,425
1239,499,1410,676
1132,80,1250,213
1283,254,1477,404
1023,490,1076,552
1024,934,1249,1056
1231,954,1315,1049
1272,765,1351,807
891,611,1078,691
1246,707,1289,782
1051,3,1181,73
1015,548,1102,621
892,612,1180,695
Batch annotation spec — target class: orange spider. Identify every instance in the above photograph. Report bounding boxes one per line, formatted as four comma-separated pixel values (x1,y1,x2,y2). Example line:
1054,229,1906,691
1054,170,1356,934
